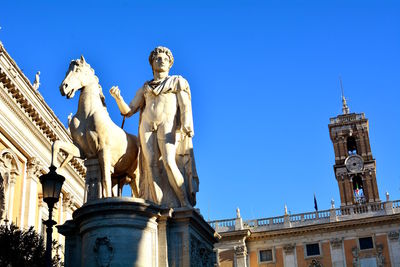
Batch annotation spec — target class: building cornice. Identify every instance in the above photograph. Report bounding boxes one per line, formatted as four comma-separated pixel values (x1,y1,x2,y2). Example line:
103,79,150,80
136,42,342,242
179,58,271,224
0,43,85,177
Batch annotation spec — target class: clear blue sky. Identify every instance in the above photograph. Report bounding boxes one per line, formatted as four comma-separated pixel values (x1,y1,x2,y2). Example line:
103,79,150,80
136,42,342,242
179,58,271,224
1,1,400,220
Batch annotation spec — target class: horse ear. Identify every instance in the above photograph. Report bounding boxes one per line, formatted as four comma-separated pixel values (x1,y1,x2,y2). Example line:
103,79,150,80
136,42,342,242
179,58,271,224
80,55,86,63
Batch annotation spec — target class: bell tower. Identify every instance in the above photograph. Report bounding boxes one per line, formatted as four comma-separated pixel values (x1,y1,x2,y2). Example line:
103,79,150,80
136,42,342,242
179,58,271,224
328,96,380,206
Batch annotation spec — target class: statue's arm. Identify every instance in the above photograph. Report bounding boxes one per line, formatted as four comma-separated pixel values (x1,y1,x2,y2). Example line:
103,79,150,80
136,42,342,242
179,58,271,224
177,77,194,137
110,86,144,117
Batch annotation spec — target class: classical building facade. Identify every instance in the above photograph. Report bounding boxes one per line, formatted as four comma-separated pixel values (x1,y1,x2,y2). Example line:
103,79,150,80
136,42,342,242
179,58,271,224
0,42,85,247
210,99,400,266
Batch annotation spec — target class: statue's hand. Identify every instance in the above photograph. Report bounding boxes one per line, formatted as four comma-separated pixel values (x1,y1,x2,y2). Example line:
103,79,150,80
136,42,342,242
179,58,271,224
109,86,121,100
183,125,194,137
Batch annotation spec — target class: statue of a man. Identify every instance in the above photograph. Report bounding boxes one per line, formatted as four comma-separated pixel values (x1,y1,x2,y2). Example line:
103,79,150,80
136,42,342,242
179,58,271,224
110,46,198,207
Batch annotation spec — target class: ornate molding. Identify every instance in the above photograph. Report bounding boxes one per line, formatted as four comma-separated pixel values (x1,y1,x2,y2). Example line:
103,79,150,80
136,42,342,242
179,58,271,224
0,149,20,186
309,259,322,267
62,192,74,210
388,231,399,241
27,157,43,179
330,238,342,249
283,243,296,254
234,245,247,257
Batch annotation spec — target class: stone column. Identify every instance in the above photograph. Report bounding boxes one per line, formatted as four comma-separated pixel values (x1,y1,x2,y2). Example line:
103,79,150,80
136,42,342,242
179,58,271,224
7,172,17,222
158,209,172,267
24,158,42,227
62,193,74,221
283,244,297,267
388,231,400,266
234,245,247,267
330,238,345,267
83,159,102,202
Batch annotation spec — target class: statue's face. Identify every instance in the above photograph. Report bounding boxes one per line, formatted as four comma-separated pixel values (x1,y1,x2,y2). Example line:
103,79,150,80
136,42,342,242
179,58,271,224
152,53,171,73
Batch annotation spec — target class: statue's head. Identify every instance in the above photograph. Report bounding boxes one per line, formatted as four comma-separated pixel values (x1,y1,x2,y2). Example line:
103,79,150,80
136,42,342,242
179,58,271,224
149,46,174,73
60,56,104,104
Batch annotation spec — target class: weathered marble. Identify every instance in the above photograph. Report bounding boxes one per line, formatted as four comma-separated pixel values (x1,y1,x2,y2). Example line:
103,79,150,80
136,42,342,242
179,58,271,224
58,198,165,267
110,46,198,208
52,56,140,199
58,198,218,267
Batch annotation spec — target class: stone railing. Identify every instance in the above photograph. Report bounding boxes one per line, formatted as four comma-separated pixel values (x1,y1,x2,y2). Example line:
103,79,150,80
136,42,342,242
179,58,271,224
209,200,399,233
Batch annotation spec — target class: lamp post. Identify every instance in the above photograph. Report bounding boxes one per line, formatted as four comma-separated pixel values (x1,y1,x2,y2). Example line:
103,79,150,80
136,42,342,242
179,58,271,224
39,165,65,267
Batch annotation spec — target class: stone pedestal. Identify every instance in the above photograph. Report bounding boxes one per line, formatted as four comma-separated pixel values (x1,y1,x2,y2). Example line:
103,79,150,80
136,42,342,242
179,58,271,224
167,208,217,267
58,198,218,267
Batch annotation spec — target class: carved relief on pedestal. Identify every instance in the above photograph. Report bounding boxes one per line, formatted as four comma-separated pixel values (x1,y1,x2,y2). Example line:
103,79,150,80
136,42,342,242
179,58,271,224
283,243,296,254
93,237,114,267
190,234,213,267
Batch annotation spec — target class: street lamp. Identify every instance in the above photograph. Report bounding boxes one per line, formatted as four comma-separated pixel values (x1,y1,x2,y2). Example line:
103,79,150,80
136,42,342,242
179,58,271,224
39,165,65,267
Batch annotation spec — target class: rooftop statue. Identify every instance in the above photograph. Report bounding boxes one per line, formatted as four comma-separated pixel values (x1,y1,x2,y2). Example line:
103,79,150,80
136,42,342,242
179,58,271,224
32,71,40,90
52,56,140,198
110,46,199,207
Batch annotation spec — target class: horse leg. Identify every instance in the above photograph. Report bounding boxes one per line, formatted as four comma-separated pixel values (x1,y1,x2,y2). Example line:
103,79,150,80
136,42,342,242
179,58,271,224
98,149,112,198
129,159,140,198
52,141,81,168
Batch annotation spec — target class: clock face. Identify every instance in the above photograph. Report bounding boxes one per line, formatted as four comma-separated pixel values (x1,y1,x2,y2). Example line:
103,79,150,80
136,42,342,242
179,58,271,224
345,155,364,173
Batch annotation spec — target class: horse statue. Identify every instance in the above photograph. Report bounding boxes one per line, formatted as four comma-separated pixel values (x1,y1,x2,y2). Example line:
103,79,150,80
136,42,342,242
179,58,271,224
52,55,139,198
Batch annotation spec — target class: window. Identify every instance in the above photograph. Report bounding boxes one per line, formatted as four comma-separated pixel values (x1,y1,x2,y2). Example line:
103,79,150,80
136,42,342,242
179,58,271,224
353,176,365,204
359,237,374,250
259,249,273,262
305,243,320,257
347,136,358,155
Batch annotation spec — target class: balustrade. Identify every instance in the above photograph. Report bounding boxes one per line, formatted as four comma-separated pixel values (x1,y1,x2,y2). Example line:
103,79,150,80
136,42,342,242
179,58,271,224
208,200,399,233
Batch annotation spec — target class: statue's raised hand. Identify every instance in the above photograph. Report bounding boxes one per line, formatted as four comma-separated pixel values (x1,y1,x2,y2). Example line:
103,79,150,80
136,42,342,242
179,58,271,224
109,86,121,100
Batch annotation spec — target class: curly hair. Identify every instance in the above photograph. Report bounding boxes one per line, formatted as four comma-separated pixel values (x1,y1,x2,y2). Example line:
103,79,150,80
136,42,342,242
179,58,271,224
148,46,174,68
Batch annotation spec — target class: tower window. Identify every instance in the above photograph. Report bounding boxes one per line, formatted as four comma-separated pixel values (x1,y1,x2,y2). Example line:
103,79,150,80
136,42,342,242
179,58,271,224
347,136,358,155
353,176,365,204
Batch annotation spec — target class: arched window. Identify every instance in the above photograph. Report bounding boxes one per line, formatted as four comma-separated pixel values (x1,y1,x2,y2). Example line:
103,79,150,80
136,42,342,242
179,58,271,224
352,175,365,204
347,136,358,155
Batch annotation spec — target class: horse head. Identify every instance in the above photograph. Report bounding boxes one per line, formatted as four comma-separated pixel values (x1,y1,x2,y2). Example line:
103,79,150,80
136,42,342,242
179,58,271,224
60,55,99,99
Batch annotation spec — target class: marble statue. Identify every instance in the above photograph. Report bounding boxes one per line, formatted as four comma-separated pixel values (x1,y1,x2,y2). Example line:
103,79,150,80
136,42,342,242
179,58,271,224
110,46,199,207
33,71,40,90
52,56,140,198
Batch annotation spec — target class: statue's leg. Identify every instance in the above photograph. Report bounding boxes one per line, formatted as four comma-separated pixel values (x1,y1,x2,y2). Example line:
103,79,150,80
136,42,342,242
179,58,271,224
98,149,112,198
157,128,189,207
140,125,162,203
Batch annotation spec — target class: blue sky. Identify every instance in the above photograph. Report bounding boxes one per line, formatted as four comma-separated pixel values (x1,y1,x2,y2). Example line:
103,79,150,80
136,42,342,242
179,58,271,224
1,1,400,220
